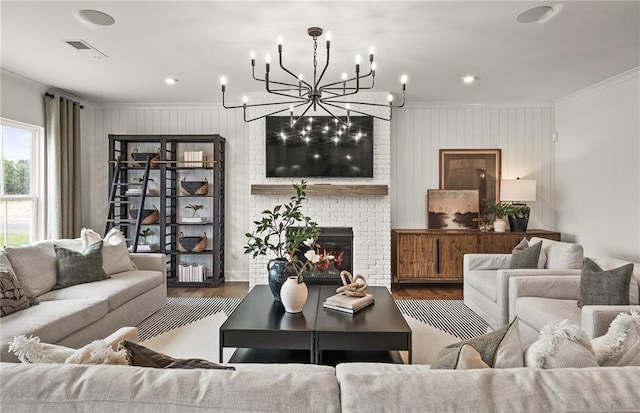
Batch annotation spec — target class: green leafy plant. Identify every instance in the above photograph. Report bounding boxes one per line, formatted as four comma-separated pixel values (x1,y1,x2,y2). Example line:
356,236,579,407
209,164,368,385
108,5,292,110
485,200,530,219
185,204,204,218
244,181,319,265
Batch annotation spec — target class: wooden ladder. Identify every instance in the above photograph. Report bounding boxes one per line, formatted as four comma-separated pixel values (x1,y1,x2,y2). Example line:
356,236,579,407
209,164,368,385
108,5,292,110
105,156,152,252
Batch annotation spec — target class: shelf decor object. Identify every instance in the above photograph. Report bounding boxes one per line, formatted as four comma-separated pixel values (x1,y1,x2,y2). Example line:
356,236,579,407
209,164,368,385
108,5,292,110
130,148,161,167
178,231,207,253
220,27,407,126
500,178,536,232
180,177,208,195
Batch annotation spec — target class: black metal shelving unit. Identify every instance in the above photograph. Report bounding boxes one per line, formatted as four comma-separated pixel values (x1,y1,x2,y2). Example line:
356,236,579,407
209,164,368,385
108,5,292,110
108,134,225,287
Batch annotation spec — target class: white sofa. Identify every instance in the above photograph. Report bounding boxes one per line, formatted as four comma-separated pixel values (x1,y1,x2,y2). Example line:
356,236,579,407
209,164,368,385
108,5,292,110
1,361,639,412
509,257,640,345
464,237,584,328
0,239,166,362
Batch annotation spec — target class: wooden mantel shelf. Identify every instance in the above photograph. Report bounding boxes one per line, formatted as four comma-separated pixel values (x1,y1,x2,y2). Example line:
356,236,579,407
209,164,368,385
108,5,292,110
251,184,388,196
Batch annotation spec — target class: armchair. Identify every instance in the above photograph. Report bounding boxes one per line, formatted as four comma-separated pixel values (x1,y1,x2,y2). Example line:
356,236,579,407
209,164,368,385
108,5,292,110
509,257,640,345
463,237,584,328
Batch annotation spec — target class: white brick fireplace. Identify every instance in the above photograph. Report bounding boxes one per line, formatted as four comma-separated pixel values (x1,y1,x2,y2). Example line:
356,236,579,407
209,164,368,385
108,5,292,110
248,93,392,288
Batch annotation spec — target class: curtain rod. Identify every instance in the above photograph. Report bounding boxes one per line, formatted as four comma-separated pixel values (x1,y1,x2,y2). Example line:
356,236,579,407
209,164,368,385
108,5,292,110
45,92,84,109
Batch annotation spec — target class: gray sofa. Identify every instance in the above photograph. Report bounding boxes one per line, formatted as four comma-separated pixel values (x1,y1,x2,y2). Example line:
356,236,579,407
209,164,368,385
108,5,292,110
509,257,640,345
1,361,639,412
463,237,584,328
0,240,166,362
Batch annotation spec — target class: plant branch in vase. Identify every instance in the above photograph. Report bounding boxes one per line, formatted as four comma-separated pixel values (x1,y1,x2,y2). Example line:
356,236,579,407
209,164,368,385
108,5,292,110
244,180,319,301
185,204,204,218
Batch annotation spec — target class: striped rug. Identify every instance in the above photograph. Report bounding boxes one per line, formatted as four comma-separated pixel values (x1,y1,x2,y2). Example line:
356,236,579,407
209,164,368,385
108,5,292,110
137,297,488,342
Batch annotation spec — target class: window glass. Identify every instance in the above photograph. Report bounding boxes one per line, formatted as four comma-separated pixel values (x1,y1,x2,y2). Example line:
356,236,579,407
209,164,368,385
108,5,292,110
1,125,31,195
0,200,32,246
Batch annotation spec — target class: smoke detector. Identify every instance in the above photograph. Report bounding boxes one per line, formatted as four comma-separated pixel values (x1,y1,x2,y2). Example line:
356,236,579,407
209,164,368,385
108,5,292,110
65,40,108,59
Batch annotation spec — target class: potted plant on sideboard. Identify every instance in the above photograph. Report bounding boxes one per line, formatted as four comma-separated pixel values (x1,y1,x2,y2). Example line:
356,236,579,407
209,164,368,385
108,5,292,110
486,200,531,232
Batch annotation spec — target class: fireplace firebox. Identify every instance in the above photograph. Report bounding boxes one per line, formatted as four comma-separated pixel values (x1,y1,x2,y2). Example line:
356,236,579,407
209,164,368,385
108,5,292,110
290,227,353,285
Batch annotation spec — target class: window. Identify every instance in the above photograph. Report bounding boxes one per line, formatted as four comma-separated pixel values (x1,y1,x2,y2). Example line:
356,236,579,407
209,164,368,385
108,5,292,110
0,119,42,246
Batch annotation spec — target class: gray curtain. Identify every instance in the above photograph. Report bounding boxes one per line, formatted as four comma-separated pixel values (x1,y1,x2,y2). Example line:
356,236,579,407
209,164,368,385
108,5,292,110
45,94,82,239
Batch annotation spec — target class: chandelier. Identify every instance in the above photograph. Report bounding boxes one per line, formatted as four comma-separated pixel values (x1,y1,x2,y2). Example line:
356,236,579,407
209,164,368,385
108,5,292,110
220,27,407,127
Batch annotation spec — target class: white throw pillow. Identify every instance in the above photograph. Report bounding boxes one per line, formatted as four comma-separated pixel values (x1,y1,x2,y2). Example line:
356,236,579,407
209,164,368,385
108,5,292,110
4,241,58,297
524,319,599,368
8,334,128,365
81,228,137,275
591,311,640,366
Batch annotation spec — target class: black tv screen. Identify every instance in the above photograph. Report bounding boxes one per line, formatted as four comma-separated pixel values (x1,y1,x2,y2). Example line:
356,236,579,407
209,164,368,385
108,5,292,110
265,115,374,178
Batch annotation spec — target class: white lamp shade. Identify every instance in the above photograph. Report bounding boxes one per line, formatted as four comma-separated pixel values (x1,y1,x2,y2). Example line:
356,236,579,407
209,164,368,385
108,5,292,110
500,179,536,202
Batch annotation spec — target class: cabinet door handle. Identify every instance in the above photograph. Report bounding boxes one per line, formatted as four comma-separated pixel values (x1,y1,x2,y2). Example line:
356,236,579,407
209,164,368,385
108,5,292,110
436,238,441,274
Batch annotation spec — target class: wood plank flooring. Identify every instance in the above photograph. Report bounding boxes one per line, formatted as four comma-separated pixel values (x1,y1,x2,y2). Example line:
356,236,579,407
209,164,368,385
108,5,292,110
168,282,463,300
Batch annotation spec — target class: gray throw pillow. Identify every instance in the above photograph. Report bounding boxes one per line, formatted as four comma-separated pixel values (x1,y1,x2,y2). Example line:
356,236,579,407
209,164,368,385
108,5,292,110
578,258,633,308
0,264,37,317
510,238,543,269
431,318,522,369
54,241,109,289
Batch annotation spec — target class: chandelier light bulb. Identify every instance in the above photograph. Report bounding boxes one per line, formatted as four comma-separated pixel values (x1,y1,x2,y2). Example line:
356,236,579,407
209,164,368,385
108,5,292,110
369,46,375,55
326,31,332,41
277,35,283,45
242,95,248,104
220,76,227,86
401,74,408,84
387,93,393,102
355,54,362,65
298,74,303,81
341,72,348,81
265,53,272,64
250,50,256,59
345,103,351,110
371,62,377,71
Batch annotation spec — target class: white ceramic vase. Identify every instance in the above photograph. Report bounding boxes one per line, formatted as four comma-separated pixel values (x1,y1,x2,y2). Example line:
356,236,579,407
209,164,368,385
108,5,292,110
280,276,308,313
494,218,507,232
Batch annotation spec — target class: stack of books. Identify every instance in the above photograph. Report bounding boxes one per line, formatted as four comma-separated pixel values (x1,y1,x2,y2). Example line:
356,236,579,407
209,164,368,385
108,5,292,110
178,264,206,282
182,151,205,167
323,292,374,314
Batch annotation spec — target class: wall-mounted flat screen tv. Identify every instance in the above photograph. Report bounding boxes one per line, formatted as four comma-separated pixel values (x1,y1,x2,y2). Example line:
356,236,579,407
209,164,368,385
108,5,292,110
265,115,374,178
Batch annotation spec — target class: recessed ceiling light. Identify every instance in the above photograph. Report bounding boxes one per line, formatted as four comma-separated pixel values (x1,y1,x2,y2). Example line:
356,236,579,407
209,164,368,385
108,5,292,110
164,78,178,85
79,10,115,26
462,75,477,84
517,6,554,23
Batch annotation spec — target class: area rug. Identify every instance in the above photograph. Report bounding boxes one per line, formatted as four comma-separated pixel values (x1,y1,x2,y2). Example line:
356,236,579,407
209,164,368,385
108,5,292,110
136,297,490,365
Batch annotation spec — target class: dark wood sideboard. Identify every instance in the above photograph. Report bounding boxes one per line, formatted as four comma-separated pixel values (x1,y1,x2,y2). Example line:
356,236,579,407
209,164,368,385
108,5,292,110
391,229,561,284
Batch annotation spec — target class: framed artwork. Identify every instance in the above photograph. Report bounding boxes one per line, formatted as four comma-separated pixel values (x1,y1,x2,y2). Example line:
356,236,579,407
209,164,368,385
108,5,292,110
439,149,501,215
427,189,479,230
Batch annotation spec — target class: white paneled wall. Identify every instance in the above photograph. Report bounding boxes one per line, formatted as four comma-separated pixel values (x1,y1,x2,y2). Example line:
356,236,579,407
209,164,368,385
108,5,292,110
84,105,249,281
391,104,556,231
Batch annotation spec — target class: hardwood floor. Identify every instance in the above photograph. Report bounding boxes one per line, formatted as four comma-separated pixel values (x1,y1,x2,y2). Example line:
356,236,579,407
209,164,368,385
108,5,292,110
168,282,463,300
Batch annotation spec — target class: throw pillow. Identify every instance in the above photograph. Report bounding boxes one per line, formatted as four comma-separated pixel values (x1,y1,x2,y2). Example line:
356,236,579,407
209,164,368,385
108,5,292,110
8,335,128,365
456,344,490,369
510,238,543,269
81,228,137,275
591,257,640,305
578,258,633,308
4,241,58,297
431,318,523,369
54,241,109,289
524,319,599,368
121,341,235,370
591,311,640,366
0,263,36,317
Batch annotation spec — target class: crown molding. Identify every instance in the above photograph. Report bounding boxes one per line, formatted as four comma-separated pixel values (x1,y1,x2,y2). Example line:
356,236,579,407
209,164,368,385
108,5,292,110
555,66,640,107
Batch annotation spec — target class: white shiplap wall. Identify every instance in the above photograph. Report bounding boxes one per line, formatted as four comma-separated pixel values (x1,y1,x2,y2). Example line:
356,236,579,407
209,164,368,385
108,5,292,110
391,104,556,231
84,105,249,281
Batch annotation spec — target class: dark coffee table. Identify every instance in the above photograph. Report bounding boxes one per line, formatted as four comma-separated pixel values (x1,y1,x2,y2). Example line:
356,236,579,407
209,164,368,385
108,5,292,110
219,285,412,365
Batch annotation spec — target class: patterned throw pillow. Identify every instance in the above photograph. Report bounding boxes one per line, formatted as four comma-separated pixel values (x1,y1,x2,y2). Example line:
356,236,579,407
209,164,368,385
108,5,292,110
578,258,633,308
591,311,640,366
525,319,599,368
0,264,36,317
431,318,523,369
54,241,109,289
510,238,543,269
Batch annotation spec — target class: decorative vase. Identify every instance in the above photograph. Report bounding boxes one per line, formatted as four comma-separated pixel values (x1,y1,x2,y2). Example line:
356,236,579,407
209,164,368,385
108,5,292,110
508,215,529,232
267,258,297,301
493,218,507,232
279,276,308,313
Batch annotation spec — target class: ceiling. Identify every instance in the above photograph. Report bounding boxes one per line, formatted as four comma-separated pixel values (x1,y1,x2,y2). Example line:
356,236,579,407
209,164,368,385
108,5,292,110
1,1,639,105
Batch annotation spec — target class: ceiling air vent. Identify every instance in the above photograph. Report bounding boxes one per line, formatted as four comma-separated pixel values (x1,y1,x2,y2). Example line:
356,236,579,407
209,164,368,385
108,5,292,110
65,40,108,59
